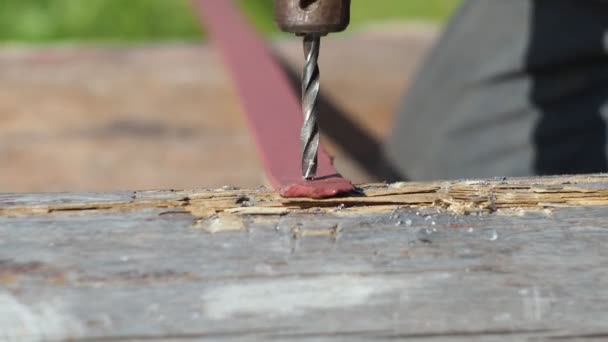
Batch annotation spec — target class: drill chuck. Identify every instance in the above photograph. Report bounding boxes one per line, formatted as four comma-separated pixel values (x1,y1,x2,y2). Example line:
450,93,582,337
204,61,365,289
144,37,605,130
274,0,351,35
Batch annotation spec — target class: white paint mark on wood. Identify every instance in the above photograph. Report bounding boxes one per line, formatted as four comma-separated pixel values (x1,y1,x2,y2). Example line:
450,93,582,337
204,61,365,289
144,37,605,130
202,274,451,320
196,214,246,233
522,287,554,321
0,292,83,342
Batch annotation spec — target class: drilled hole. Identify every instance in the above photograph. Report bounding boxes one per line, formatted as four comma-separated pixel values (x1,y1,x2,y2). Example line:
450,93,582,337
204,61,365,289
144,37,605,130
299,0,318,10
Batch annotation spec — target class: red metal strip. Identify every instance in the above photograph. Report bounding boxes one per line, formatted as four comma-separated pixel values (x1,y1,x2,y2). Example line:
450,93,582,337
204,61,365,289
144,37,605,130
192,0,353,198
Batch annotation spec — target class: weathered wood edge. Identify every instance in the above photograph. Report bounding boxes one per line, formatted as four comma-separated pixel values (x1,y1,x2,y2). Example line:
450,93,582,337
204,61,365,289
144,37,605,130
1,174,608,220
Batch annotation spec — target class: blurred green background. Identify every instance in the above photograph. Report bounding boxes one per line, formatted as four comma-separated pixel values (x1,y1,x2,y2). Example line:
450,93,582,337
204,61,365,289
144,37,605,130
0,0,459,43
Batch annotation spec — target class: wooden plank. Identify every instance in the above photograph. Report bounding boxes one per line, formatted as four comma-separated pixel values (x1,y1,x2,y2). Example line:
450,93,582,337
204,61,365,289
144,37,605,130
1,175,608,340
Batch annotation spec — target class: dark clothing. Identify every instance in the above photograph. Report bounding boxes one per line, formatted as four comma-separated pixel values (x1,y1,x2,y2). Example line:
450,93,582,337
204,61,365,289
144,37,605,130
385,0,608,181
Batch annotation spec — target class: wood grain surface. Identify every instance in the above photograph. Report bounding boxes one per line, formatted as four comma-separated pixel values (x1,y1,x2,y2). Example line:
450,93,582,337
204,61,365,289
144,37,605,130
1,174,608,340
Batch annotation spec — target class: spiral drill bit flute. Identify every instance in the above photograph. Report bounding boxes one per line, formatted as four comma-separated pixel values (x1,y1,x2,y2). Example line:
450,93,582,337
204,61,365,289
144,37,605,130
275,0,351,179
301,35,321,178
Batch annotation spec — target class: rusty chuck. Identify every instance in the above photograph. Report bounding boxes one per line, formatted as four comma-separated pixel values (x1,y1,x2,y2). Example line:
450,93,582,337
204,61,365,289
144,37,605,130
274,0,350,35
274,0,350,180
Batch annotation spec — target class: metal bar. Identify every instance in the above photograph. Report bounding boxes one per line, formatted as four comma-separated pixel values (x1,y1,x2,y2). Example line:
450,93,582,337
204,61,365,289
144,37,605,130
191,0,353,198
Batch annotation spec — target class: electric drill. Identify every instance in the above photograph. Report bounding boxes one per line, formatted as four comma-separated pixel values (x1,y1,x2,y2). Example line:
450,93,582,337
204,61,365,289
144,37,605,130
274,0,351,180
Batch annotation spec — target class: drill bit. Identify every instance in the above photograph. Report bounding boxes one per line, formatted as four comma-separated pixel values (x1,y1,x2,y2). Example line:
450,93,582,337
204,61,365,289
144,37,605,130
301,34,321,180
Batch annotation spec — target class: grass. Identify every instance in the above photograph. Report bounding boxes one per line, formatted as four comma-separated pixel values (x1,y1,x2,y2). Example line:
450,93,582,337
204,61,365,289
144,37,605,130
0,0,459,43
